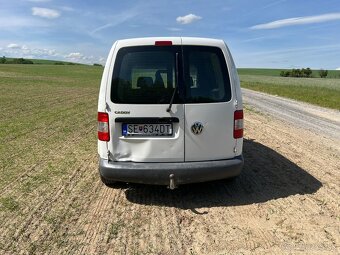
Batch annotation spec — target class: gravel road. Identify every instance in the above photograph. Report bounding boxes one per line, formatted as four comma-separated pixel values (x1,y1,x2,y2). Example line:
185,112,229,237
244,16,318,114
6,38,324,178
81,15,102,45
242,88,340,140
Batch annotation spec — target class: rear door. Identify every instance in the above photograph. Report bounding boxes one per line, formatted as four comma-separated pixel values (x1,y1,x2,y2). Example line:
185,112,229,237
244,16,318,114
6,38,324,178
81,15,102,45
182,44,236,161
106,39,185,162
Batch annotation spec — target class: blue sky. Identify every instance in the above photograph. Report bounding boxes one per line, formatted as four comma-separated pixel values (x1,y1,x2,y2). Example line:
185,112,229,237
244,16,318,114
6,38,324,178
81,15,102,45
1,0,340,69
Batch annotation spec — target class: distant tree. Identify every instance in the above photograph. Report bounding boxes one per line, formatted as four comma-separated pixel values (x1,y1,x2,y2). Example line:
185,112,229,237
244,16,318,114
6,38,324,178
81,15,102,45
12,58,23,64
93,63,103,67
303,68,312,78
0,56,6,64
54,62,65,65
291,68,302,77
23,59,33,64
319,69,328,78
11,58,33,64
280,68,314,78
280,70,291,77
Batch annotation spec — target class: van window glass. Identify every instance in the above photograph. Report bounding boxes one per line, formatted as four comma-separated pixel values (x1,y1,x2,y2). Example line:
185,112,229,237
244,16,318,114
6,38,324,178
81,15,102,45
111,46,180,104
184,46,231,103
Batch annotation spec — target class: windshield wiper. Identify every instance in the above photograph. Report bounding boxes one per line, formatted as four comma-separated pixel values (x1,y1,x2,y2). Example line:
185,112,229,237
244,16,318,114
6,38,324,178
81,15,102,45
166,52,179,112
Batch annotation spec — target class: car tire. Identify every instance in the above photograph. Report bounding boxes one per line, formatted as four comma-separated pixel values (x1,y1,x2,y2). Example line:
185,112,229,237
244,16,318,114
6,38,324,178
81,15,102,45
100,174,116,186
100,175,127,188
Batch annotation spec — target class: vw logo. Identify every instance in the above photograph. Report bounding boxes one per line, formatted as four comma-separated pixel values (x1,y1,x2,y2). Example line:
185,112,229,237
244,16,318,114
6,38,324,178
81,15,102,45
191,122,204,135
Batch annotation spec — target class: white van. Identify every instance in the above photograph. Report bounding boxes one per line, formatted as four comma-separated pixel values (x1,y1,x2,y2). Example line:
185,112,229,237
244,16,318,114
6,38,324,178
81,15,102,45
97,37,243,189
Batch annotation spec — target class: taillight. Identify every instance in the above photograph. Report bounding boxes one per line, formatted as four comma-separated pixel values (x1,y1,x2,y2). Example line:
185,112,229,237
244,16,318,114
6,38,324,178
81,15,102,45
98,112,110,141
155,41,173,46
234,110,244,139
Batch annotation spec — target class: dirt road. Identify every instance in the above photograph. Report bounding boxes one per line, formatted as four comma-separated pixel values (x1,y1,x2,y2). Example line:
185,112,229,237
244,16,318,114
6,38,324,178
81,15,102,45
242,88,340,140
1,91,339,254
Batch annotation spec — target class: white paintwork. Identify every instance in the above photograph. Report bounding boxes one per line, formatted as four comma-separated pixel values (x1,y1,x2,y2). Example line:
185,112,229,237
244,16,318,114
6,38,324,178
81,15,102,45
107,105,185,162
97,37,243,162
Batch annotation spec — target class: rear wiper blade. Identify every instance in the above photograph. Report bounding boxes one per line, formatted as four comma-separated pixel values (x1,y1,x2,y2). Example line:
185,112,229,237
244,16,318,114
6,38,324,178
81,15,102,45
166,52,179,112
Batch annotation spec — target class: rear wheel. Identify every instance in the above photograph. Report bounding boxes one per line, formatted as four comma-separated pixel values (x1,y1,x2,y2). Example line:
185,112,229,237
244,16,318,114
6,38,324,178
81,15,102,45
100,175,127,189
100,175,116,187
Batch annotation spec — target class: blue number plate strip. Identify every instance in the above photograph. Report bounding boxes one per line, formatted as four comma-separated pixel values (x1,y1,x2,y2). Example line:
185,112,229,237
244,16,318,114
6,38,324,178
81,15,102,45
122,124,128,136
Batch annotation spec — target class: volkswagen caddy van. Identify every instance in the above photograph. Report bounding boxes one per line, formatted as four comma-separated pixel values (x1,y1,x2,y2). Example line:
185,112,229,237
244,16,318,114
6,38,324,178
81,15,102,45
97,37,243,188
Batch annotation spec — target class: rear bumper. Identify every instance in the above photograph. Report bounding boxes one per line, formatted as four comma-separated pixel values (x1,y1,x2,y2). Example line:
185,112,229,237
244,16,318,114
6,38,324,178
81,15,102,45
99,155,243,185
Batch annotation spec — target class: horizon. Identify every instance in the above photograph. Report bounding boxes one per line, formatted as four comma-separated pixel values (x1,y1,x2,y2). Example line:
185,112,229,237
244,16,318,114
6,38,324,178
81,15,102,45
1,0,340,70
2,56,340,71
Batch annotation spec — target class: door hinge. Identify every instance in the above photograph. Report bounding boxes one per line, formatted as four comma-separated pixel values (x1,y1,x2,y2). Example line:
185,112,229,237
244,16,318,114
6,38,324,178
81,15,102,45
234,99,238,109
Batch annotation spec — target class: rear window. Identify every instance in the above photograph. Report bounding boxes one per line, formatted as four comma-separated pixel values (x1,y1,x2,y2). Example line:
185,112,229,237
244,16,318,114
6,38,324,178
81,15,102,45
111,45,231,104
183,46,231,103
111,46,180,104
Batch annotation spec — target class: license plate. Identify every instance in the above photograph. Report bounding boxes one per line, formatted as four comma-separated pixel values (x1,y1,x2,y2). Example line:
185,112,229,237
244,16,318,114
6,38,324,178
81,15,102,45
122,123,173,136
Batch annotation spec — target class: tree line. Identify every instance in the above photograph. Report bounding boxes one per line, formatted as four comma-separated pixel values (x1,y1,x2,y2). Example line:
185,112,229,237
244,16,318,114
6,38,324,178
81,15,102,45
1,56,33,64
0,56,102,66
280,68,328,78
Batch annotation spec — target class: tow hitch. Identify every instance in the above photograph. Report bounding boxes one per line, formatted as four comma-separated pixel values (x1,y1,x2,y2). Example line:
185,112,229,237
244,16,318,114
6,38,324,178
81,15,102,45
168,174,177,190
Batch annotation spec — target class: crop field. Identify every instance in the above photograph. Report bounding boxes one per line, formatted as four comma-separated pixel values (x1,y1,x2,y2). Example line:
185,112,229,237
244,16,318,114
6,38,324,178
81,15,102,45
0,65,339,254
0,64,102,253
239,72,340,110
238,68,340,78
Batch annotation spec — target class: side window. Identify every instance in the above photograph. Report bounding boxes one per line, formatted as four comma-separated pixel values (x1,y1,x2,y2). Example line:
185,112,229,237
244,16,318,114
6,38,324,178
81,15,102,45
185,46,231,103
111,47,178,104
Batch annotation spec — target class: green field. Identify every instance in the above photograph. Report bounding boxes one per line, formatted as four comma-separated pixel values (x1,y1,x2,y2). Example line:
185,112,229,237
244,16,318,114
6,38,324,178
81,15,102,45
239,69,340,110
1,58,83,65
0,64,102,187
0,64,104,252
238,68,340,78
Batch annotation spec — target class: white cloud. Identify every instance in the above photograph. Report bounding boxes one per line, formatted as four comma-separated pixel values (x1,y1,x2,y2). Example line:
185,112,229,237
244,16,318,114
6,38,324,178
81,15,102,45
32,7,60,19
336,67,340,70
251,13,340,30
90,10,138,35
2,43,61,60
66,52,84,59
1,43,104,65
176,14,202,25
7,43,21,49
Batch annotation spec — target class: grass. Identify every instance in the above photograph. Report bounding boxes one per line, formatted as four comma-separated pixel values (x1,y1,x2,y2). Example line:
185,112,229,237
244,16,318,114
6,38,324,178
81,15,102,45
238,68,340,78
239,73,340,110
107,220,125,244
0,197,20,211
2,58,83,65
0,64,102,192
0,63,102,253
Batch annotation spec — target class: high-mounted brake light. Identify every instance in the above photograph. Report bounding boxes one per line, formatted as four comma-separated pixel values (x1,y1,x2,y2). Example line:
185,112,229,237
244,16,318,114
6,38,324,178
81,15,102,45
98,112,110,141
155,41,173,46
234,110,244,139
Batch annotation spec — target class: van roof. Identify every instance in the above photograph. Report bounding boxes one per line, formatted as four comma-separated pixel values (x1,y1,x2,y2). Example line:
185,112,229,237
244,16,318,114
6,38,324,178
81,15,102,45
114,37,225,48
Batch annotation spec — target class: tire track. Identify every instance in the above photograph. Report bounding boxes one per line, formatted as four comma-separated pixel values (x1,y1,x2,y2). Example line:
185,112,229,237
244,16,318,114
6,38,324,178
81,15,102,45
0,119,95,196
0,124,95,236
77,186,124,254
2,155,92,252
